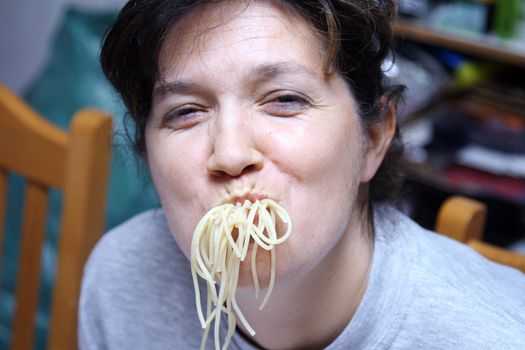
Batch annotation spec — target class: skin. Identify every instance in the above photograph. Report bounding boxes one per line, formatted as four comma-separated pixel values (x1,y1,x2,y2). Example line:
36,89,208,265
145,1,396,348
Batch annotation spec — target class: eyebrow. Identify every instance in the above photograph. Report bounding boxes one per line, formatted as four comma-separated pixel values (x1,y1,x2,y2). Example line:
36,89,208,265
153,62,317,99
251,62,317,80
153,80,197,99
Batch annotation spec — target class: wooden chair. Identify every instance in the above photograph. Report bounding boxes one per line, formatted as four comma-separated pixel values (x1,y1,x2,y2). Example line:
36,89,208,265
0,84,112,350
435,195,525,273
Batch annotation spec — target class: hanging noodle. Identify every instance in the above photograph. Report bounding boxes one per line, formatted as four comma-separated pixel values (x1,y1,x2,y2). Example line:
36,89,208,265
190,198,292,350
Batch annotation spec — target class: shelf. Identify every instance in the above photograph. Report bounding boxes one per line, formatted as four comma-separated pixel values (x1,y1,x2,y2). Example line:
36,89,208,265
393,20,525,68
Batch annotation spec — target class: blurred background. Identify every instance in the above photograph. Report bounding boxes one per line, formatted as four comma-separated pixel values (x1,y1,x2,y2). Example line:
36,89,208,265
1,0,125,94
1,1,159,349
393,0,525,252
1,0,525,349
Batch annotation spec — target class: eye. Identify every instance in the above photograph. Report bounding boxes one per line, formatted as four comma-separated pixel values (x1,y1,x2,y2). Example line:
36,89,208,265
262,91,311,116
161,104,208,130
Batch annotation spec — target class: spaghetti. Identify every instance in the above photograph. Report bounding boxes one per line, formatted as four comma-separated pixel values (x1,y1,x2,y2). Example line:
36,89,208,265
190,198,292,350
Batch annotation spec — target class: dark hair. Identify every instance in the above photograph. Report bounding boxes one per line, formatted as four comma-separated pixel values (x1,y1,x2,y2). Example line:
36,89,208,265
100,0,405,203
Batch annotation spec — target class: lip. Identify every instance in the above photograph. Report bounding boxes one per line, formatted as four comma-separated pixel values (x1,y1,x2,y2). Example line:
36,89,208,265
220,191,270,206
217,181,280,206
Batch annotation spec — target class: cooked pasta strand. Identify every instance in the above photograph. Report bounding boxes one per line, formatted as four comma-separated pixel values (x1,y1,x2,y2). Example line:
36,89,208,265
190,199,292,350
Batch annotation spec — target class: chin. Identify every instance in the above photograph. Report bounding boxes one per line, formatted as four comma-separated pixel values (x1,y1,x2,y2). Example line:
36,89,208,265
235,244,273,289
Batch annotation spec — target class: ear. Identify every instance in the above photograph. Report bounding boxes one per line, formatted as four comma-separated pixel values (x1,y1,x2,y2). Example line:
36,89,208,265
360,97,397,183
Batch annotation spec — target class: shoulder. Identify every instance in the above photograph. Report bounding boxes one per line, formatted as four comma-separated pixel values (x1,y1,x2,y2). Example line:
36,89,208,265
406,214,525,306
79,209,204,349
91,208,174,254
84,209,184,276
82,208,189,292
374,205,525,299
374,206,525,348
90,208,177,252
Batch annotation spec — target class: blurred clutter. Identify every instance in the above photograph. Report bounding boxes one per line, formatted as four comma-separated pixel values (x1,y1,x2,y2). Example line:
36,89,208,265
394,0,525,251
399,0,525,44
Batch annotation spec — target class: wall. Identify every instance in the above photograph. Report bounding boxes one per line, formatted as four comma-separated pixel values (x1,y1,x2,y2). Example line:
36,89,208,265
0,0,125,93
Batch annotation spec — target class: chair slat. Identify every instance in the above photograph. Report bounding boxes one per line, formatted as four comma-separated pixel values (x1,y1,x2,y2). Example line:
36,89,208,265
435,196,487,243
11,181,49,350
0,84,112,350
436,196,525,274
469,241,525,273
0,170,6,275
47,109,112,350
0,85,67,189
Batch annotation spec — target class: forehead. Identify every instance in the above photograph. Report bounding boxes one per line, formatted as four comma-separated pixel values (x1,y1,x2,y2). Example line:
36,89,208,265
157,0,326,83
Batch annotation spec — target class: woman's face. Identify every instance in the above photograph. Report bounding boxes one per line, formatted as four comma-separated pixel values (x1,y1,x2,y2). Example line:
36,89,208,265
146,1,387,287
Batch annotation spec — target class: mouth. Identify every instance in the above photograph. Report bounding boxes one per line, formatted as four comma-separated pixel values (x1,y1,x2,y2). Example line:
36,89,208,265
219,184,275,206
227,193,270,206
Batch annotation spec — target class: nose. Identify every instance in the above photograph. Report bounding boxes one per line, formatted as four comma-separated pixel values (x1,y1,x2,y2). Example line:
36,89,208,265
206,109,263,178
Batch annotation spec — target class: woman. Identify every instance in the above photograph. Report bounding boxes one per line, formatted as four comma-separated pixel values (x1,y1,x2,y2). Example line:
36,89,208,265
79,1,525,349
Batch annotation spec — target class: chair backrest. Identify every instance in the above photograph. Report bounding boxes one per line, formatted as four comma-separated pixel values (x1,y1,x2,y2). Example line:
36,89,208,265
435,195,525,273
0,84,112,350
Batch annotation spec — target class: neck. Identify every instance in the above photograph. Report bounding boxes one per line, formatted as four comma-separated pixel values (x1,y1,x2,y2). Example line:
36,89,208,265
234,205,374,350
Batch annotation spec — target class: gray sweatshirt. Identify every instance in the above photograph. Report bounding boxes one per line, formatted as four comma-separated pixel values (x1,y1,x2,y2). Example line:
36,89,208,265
79,206,525,349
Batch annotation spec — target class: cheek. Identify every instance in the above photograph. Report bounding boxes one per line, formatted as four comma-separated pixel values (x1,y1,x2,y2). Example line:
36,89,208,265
262,118,365,249
146,128,205,200
145,127,210,256
266,117,365,187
